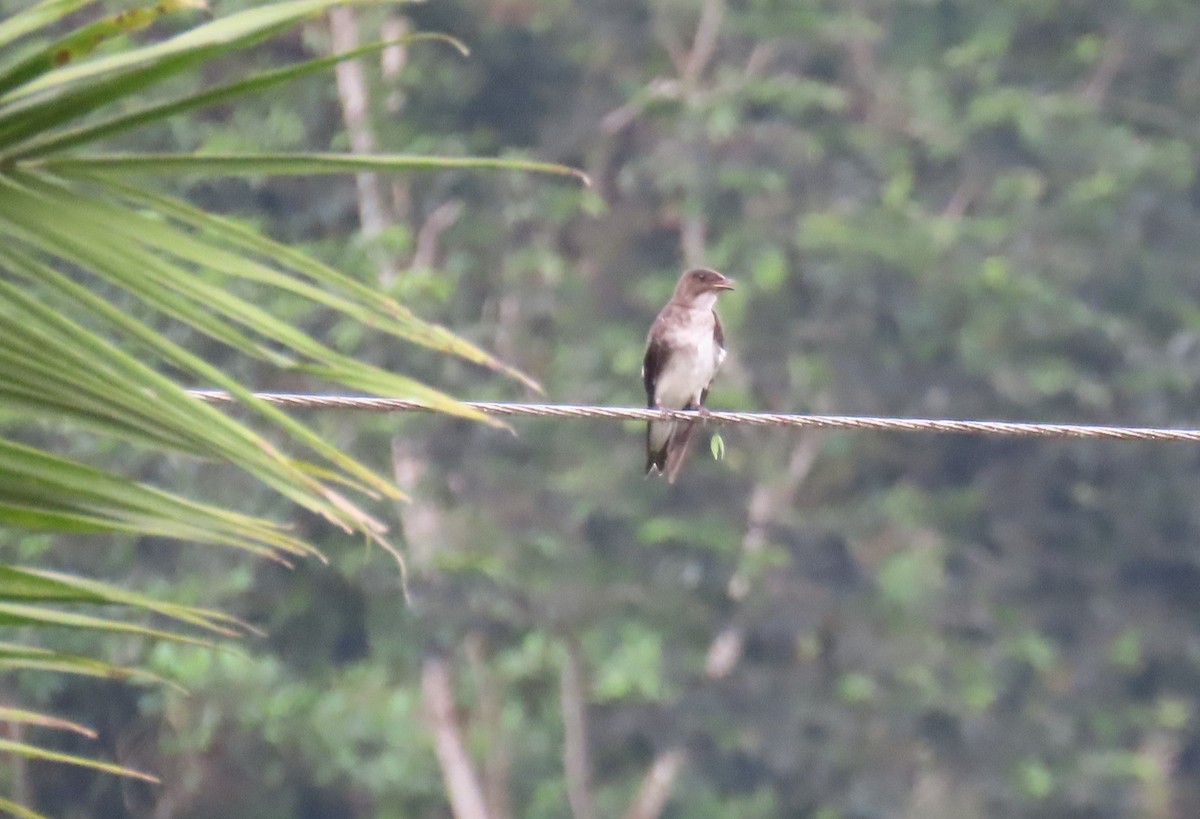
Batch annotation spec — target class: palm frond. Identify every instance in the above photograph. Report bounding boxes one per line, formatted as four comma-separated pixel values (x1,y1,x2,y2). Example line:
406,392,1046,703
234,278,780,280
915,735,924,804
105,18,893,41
0,0,584,807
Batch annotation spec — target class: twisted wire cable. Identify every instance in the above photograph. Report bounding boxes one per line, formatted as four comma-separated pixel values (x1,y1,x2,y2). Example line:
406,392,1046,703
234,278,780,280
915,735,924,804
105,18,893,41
186,391,1200,443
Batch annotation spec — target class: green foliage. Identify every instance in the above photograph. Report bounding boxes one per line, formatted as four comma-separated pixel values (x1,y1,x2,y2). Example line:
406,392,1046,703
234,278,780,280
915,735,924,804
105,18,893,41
0,1,578,812
589,623,667,702
12,0,1200,817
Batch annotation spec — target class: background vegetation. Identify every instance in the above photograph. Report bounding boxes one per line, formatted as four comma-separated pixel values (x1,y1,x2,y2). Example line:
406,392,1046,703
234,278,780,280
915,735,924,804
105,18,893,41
6,0,1200,817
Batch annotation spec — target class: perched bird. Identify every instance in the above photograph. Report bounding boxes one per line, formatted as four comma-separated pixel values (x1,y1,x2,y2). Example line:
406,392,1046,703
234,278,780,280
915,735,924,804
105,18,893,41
642,267,735,483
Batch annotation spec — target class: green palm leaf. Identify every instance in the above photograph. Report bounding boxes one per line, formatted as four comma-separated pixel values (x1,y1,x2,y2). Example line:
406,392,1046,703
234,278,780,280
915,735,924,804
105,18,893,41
0,0,206,97
0,0,585,808
0,707,97,739
0,641,180,689
7,32,468,159
0,738,158,783
0,1,99,50
0,793,52,819
37,151,591,181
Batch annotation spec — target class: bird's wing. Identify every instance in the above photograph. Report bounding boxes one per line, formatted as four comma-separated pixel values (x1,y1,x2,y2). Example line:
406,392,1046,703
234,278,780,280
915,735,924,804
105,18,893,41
700,310,727,406
642,321,672,407
644,314,676,473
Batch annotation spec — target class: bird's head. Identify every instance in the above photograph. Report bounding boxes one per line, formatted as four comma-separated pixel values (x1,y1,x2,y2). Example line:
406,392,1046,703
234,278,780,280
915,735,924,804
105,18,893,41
673,268,735,304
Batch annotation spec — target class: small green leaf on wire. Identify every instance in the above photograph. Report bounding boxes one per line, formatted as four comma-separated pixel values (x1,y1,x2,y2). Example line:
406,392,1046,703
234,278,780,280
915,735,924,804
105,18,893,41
710,432,726,461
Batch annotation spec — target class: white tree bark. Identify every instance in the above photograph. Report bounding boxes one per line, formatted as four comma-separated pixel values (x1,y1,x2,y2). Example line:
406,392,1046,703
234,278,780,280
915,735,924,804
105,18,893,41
561,639,596,819
328,8,398,283
422,656,491,819
622,748,687,819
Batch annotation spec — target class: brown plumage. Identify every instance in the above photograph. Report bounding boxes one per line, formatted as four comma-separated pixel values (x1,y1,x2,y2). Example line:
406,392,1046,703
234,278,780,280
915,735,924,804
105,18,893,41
642,268,734,483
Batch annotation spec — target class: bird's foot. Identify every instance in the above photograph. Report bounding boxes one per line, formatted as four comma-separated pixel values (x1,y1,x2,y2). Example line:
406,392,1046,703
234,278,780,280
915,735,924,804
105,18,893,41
695,406,712,419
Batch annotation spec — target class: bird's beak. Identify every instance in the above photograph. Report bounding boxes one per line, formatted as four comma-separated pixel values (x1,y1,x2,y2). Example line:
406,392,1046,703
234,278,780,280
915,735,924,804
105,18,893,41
713,277,736,291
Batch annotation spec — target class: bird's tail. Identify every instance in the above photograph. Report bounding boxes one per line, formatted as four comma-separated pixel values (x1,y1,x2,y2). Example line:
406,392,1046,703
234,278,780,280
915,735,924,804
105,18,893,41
663,420,699,483
645,419,673,475
645,418,699,483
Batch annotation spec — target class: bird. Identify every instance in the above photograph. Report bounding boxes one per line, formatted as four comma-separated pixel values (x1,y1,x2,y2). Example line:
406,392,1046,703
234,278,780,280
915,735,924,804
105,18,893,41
642,267,735,483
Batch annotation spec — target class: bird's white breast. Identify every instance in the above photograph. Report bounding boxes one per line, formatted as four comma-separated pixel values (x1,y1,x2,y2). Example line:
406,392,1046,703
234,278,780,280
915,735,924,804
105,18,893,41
654,308,723,409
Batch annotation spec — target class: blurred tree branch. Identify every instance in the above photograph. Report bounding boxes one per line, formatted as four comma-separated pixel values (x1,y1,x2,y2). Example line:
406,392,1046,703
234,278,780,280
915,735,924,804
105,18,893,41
561,637,596,819
329,7,400,283
466,633,514,819
422,656,491,819
707,433,825,678
622,748,687,819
